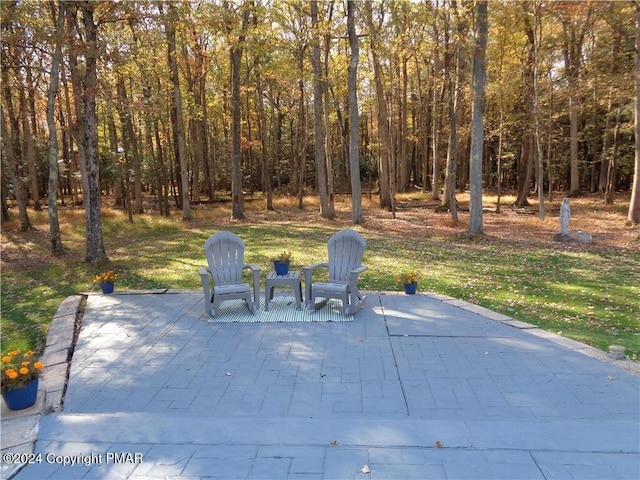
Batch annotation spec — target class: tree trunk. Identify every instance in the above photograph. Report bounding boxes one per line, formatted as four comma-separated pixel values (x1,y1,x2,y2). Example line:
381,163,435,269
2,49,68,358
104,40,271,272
311,0,332,219
255,58,273,211
155,118,170,216
533,3,545,219
432,83,444,202
0,41,31,230
347,0,363,225
115,76,141,218
295,51,306,209
604,108,621,205
516,11,535,208
106,109,124,206
67,3,107,263
322,8,336,216
628,2,640,225
230,35,244,220
443,4,465,222
468,0,488,235
1,109,31,231
60,62,79,206
515,133,534,207
46,0,64,256
398,57,409,192
20,87,40,211
365,2,393,211
228,3,252,220
430,7,443,201
561,8,591,196
568,94,580,195
599,94,613,193
162,3,191,221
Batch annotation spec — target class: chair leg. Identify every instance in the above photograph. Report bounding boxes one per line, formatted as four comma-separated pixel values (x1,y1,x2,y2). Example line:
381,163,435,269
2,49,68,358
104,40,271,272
345,291,367,315
252,269,261,311
245,292,256,313
212,298,221,317
199,270,213,316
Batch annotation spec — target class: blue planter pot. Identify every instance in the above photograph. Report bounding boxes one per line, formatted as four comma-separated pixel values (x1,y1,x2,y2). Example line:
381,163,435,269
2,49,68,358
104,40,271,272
403,283,417,295
101,282,115,294
3,378,38,410
274,261,290,276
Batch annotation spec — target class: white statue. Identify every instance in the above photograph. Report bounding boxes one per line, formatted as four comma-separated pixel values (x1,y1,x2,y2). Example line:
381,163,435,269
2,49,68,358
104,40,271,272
560,198,571,234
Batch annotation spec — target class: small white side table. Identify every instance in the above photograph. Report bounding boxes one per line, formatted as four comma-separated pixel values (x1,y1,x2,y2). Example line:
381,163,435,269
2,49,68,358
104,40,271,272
265,271,303,311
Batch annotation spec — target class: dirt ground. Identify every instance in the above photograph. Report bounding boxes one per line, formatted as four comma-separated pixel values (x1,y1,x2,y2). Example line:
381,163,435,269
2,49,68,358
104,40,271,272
1,192,638,271
238,191,639,253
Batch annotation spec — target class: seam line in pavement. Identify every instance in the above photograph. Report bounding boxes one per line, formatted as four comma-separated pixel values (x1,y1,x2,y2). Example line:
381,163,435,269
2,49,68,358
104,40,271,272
379,295,410,417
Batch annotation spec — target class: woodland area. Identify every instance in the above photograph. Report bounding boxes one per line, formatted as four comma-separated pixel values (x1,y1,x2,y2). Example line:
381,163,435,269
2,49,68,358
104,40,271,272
1,1,640,263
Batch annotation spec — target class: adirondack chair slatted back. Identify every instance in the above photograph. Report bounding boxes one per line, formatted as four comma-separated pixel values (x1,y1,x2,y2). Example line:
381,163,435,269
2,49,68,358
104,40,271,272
327,230,366,284
204,232,245,285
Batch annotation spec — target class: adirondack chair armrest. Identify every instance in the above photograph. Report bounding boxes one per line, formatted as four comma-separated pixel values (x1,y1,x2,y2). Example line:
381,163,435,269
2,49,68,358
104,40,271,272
243,264,261,306
199,268,213,313
303,263,328,308
350,265,368,275
348,265,367,288
303,262,329,283
199,267,213,286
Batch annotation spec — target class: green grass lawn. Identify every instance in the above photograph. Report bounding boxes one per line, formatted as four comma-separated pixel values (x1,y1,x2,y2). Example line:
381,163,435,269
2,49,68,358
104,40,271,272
2,196,639,361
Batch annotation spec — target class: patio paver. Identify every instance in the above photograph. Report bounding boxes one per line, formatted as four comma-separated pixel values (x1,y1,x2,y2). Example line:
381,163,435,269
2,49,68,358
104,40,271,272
4,291,639,480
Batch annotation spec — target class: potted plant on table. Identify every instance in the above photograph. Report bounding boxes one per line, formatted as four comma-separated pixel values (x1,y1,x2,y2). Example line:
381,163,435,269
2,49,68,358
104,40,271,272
93,270,118,294
1,350,44,410
396,269,422,295
269,250,293,276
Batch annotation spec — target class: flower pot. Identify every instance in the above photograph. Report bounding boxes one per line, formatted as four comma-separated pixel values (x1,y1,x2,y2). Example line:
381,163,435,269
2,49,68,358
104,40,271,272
101,282,115,294
403,283,417,295
3,378,38,410
274,261,290,276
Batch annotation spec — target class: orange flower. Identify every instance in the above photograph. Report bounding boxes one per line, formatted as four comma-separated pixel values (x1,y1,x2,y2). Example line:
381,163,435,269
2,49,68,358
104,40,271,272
1,350,44,392
397,270,421,285
93,270,118,284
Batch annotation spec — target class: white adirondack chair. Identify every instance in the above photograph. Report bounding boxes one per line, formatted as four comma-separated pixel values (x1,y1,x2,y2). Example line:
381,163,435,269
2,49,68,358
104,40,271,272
199,231,261,316
303,229,368,315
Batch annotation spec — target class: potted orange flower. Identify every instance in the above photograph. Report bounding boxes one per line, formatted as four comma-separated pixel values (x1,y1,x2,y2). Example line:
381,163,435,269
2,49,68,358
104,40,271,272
396,269,422,295
1,350,44,410
268,251,293,276
93,270,118,294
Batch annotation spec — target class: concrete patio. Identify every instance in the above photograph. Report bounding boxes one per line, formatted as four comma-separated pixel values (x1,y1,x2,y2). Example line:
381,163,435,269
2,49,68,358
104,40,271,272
2,290,639,479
